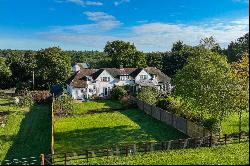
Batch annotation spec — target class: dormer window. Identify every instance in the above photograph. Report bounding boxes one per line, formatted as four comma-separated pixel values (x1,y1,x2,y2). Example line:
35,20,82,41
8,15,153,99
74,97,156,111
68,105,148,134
151,74,156,79
140,75,148,80
86,76,93,81
101,77,110,82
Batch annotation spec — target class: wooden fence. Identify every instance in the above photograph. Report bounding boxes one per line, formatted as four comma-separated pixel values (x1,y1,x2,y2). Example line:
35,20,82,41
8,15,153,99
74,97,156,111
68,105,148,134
51,96,55,160
136,99,211,137
41,131,248,165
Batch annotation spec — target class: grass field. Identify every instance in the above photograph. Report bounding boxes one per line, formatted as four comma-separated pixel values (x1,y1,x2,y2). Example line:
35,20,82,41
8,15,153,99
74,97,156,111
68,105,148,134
57,142,249,165
72,100,124,114
221,112,249,134
0,97,51,164
54,108,187,153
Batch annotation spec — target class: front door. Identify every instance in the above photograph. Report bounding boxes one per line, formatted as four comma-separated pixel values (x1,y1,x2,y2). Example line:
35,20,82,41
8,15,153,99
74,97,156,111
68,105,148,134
104,87,108,96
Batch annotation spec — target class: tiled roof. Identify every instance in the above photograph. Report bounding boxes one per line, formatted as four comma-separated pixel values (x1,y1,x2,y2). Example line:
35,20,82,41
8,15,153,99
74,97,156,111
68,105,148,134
67,67,171,88
145,67,171,83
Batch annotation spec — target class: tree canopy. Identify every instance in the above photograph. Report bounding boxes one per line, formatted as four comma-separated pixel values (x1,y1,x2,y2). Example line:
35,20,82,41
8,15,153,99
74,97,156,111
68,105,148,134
104,40,147,68
36,47,71,89
172,49,246,126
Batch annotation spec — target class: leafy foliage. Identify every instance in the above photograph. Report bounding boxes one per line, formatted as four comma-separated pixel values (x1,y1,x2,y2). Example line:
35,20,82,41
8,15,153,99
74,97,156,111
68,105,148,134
36,47,71,89
227,33,249,63
172,49,244,127
104,40,147,68
199,36,224,54
162,41,193,76
203,117,220,132
18,94,34,107
231,53,249,112
137,87,160,105
54,94,73,117
110,86,127,100
0,57,12,89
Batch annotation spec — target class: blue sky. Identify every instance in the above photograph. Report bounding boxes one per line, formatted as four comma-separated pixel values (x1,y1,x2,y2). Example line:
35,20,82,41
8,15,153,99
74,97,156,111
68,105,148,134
0,0,249,52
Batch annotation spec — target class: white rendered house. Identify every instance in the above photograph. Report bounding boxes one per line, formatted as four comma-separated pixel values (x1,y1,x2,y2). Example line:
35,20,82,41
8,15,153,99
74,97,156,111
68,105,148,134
66,67,172,100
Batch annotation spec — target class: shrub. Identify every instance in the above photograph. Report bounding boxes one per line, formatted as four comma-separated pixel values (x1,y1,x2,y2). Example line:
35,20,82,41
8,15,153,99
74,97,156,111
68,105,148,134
137,87,160,105
31,91,52,104
54,94,73,117
203,117,220,132
120,95,136,108
110,86,127,100
19,94,34,107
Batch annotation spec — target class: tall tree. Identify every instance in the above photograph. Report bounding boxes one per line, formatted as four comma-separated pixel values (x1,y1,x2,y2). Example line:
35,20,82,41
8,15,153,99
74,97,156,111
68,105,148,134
163,41,193,77
199,36,224,55
0,57,12,89
227,33,249,63
104,40,146,68
172,49,245,131
36,47,71,89
231,53,249,132
146,52,165,70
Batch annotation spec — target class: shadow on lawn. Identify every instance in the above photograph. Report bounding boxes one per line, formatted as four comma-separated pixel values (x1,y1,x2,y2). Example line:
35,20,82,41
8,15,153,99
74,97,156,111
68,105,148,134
55,109,187,153
2,104,51,164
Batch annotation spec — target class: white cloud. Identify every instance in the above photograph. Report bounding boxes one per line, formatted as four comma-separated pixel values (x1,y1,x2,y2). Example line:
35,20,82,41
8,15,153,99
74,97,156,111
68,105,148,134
41,17,249,52
114,0,130,6
47,12,121,34
56,0,103,6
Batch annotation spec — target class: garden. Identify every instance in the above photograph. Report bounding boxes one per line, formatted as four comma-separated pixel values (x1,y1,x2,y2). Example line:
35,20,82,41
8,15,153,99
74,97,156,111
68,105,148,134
0,92,51,164
54,99,187,153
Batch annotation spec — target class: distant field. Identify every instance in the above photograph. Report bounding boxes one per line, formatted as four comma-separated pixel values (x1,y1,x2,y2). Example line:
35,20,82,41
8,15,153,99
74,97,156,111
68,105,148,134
55,142,249,165
0,97,51,164
221,112,249,134
73,100,124,115
54,108,187,153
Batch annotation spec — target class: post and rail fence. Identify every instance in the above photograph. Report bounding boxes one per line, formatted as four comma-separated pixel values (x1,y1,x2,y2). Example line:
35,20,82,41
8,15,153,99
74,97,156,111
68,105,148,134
40,131,248,165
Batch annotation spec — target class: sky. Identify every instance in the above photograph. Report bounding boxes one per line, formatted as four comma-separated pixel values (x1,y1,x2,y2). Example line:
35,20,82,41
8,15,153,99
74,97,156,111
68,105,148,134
0,0,249,52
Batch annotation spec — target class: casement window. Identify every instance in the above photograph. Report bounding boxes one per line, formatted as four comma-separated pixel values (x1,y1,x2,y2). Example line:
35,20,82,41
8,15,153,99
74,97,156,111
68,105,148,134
120,76,129,81
101,77,110,82
140,75,148,80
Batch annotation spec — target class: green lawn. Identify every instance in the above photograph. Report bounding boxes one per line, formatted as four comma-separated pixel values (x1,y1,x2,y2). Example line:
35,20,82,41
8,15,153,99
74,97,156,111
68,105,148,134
221,112,249,134
73,100,124,114
54,108,187,153
55,142,249,165
0,97,51,164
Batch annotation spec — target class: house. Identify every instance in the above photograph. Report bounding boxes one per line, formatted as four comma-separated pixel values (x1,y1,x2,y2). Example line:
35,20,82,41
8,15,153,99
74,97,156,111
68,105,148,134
72,63,91,72
66,67,172,100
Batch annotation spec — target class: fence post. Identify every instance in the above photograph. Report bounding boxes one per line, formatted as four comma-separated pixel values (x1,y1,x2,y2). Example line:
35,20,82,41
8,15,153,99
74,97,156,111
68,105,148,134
209,134,213,147
86,150,89,163
239,132,241,143
64,153,67,165
224,134,227,145
40,154,45,166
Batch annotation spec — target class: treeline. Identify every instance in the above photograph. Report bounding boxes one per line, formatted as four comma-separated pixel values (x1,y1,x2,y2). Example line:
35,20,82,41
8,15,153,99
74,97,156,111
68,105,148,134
0,33,248,91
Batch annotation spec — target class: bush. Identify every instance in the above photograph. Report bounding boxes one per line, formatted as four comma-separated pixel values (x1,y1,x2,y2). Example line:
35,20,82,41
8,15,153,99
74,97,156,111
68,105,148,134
137,87,160,105
31,91,52,104
203,117,220,132
19,94,34,107
120,95,136,108
54,94,73,117
110,86,127,100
